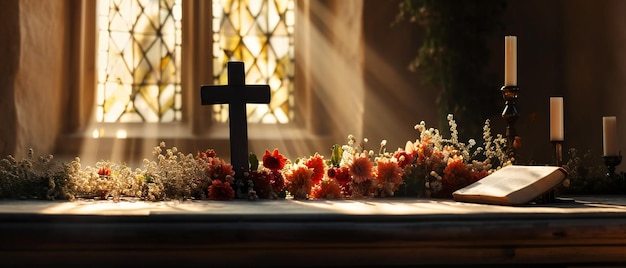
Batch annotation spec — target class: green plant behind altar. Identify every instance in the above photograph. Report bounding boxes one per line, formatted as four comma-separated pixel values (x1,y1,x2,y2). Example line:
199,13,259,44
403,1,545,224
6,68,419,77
395,0,507,139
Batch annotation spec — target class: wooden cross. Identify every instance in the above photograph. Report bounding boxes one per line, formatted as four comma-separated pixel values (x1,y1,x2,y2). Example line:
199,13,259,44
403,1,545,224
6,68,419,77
200,62,271,177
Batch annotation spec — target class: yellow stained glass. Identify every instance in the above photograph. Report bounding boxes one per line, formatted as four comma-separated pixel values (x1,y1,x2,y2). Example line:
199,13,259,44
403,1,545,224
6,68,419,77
212,0,295,124
96,0,182,122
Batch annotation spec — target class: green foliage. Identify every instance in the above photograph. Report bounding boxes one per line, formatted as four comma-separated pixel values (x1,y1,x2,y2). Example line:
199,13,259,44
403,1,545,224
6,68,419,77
331,144,343,167
396,0,507,138
559,148,626,195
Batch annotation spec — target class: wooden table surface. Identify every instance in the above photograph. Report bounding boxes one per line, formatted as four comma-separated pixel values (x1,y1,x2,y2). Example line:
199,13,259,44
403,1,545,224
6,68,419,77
1,196,626,267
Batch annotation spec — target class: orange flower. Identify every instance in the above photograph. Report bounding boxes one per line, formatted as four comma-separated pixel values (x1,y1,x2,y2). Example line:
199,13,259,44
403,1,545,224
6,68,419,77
375,158,403,197
437,157,475,198
310,178,343,200
97,166,111,177
207,157,234,181
285,164,314,199
262,149,287,171
197,149,217,161
349,155,373,183
305,153,326,185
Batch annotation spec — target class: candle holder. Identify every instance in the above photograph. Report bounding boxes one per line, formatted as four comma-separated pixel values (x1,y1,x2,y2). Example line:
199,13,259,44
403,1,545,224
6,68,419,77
552,141,563,167
538,140,564,203
602,153,622,179
501,85,520,162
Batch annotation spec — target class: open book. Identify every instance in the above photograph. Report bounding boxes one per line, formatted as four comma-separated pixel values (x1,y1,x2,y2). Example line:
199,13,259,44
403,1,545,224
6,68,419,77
452,165,568,205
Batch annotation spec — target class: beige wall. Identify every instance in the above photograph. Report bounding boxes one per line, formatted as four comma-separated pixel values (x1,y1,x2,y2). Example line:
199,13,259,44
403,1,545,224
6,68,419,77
0,0,68,159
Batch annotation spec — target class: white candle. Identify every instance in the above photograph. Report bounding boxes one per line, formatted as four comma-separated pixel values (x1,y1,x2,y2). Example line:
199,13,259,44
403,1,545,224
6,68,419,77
550,97,564,141
504,36,517,86
603,116,619,156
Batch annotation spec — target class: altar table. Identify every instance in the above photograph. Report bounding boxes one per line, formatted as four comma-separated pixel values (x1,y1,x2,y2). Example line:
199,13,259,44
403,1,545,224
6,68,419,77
1,197,626,267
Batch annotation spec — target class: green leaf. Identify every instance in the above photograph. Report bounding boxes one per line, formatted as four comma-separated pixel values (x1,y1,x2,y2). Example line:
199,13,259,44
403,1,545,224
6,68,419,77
331,144,343,167
249,153,259,171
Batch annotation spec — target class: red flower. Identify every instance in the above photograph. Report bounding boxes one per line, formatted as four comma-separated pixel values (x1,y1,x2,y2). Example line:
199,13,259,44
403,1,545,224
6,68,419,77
305,153,326,185
270,171,285,193
394,150,415,169
97,166,111,177
262,149,287,171
248,170,272,199
311,179,343,200
328,166,351,196
208,180,235,200
245,169,285,199
327,168,337,179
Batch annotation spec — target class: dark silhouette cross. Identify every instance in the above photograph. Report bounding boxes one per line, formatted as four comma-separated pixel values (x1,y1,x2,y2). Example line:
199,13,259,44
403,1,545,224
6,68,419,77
200,62,271,177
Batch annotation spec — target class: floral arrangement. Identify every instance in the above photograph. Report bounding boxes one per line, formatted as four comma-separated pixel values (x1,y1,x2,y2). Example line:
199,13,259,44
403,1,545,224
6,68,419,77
0,115,527,201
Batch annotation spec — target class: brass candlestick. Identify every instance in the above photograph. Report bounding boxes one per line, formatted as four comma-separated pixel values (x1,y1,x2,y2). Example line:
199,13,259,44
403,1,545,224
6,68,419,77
501,85,520,162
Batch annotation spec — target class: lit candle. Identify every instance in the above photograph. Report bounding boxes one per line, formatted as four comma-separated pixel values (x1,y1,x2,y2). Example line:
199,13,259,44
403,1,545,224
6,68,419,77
603,116,619,156
504,36,517,86
550,97,564,141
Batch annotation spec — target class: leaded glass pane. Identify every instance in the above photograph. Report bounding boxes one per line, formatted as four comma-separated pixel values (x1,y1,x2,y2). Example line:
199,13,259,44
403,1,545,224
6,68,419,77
96,0,182,122
212,0,295,123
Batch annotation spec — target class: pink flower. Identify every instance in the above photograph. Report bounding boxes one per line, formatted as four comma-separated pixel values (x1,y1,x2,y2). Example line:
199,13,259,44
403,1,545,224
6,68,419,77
262,149,287,171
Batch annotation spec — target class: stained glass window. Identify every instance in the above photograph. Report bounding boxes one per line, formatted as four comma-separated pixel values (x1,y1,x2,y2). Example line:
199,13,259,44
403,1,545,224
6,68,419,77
212,0,295,123
96,0,182,122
